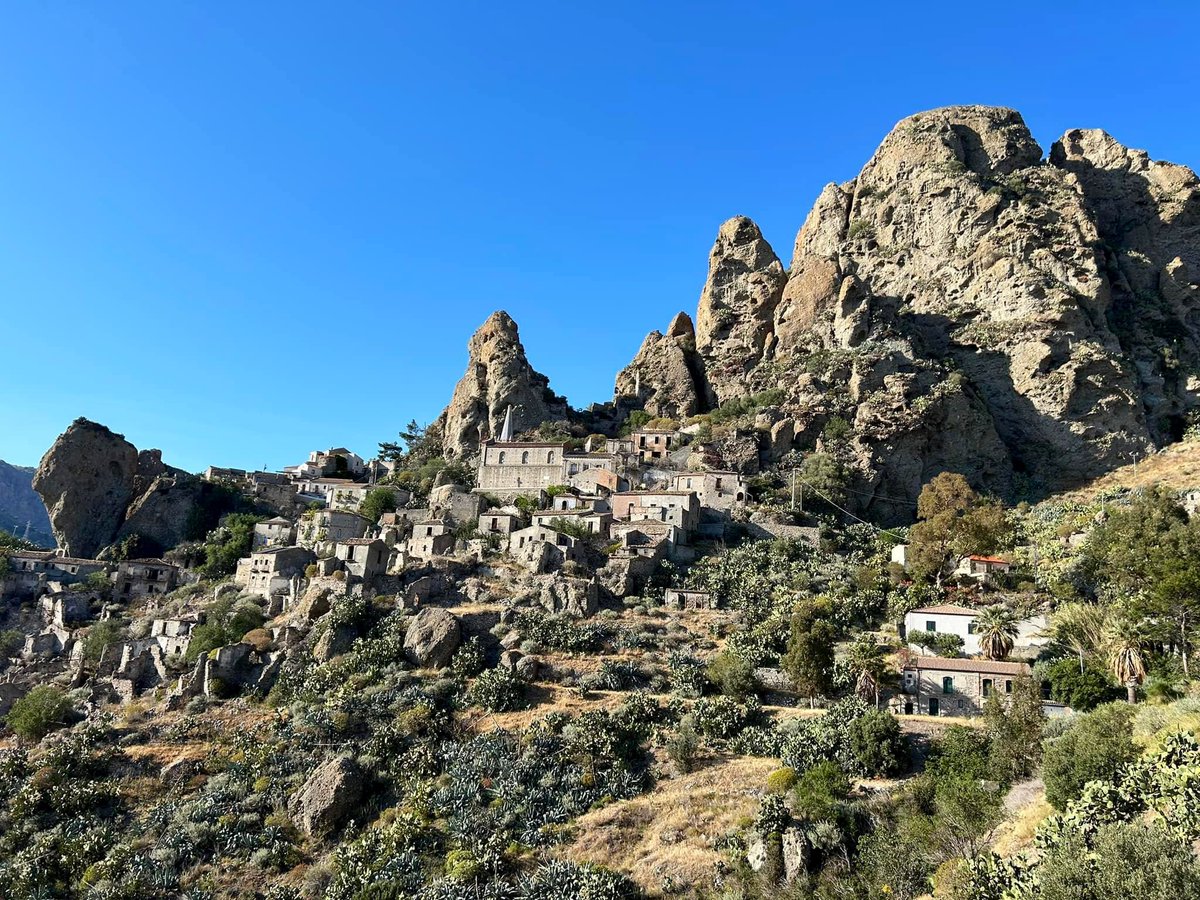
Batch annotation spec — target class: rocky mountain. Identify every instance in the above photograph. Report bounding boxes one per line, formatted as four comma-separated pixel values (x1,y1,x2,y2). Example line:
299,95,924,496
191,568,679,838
33,418,222,558
0,459,53,546
612,105,1197,520
436,310,571,457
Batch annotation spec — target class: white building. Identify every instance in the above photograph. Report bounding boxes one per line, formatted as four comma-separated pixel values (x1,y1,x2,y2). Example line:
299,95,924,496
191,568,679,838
904,604,1048,658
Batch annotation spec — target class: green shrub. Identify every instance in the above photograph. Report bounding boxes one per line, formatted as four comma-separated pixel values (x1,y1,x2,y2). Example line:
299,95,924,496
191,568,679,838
666,717,700,774
706,650,756,699
848,710,908,776
766,766,798,794
1042,702,1139,810
467,669,527,712
1042,658,1118,711
6,685,72,741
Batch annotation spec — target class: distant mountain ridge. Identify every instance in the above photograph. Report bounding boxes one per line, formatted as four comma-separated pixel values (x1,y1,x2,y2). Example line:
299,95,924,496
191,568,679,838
0,459,53,546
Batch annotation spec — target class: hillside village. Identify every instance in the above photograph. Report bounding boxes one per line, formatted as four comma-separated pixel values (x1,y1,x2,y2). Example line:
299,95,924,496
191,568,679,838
2,104,1200,900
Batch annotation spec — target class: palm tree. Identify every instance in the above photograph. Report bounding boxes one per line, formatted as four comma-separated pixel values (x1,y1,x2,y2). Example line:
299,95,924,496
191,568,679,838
1044,602,1106,674
975,604,1019,660
848,634,890,709
1107,617,1148,704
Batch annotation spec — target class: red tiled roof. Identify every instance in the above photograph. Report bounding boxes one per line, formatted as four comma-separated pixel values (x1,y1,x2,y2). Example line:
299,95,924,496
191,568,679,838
967,555,1009,564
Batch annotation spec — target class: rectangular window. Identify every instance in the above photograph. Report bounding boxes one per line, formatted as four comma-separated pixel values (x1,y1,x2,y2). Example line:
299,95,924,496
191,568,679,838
942,676,954,694
983,679,993,697
926,621,937,632
967,622,978,634
1005,680,1013,694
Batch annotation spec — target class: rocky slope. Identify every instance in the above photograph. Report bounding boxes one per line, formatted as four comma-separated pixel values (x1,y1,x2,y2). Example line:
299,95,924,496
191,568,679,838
33,418,221,558
0,460,53,546
436,310,571,457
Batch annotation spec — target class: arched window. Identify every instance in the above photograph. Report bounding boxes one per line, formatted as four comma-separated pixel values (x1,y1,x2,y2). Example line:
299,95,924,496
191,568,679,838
498,451,506,464
548,450,555,464
521,451,530,464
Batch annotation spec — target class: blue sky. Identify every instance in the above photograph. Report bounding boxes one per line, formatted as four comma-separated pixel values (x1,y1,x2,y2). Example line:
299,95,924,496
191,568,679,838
2,1,1197,471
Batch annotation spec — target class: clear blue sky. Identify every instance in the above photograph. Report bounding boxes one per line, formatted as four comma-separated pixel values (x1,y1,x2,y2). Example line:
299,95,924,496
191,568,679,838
2,1,1197,471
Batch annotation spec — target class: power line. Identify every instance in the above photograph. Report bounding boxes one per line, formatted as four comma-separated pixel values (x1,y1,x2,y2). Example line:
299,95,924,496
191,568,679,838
793,474,906,539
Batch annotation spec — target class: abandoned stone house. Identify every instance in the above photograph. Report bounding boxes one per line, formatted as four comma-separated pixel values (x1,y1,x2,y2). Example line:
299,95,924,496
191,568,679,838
563,451,619,478
610,491,700,534
630,428,676,462
2,551,108,599
610,519,680,560
115,559,180,599
253,516,296,550
604,437,634,456
663,588,717,610
234,546,315,599
898,656,1030,717
479,511,521,535
297,509,370,548
335,538,390,582
151,616,198,658
408,519,455,560
567,466,625,494
284,447,366,480
669,471,747,511
328,482,410,514
476,440,568,495
40,591,92,627
531,509,611,539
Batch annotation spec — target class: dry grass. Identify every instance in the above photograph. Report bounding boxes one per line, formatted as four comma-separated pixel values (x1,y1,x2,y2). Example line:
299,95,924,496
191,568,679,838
557,754,777,897
1057,440,1200,502
992,791,1053,857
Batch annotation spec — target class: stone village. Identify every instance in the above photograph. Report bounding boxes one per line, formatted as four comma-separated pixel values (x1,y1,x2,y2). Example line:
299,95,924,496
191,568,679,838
1,402,1051,722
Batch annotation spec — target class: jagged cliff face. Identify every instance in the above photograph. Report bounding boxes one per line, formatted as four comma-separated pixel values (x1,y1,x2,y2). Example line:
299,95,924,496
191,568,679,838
437,311,571,458
764,105,1200,514
604,105,1198,518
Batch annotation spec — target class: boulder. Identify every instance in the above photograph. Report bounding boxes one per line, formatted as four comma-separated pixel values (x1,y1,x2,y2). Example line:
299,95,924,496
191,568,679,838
498,649,524,672
296,585,333,622
313,622,357,662
289,756,364,837
403,607,461,668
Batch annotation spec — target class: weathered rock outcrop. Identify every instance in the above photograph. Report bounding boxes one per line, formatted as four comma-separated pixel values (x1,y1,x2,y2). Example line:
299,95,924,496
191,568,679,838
761,105,1177,514
614,312,706,419
436,311,571,458
33,420,141,558
33,418,219,558
694,216,787,405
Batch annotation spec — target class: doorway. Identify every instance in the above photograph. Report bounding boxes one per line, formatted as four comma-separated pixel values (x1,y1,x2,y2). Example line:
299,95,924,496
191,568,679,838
928,697,939,716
